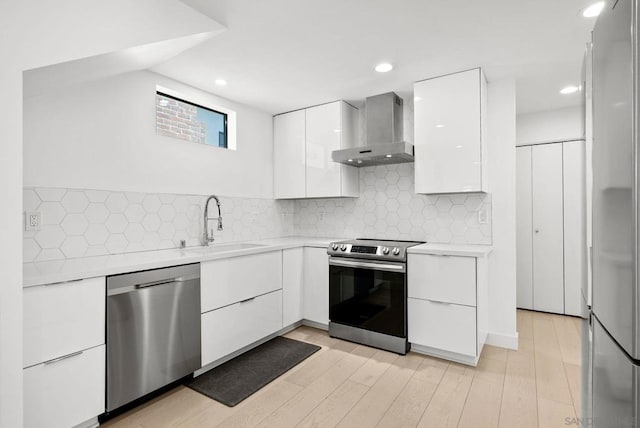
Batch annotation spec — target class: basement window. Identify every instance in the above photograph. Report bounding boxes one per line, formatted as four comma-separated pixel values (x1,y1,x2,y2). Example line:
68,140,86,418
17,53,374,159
156,88,236,149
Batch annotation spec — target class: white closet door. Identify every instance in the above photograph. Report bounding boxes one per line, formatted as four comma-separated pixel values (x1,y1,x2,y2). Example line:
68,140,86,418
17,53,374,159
532,143,565,313
563,141,587,316
516,146,533,309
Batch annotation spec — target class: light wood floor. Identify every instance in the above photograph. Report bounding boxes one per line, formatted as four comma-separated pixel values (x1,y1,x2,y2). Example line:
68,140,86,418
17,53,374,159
103,310,582,428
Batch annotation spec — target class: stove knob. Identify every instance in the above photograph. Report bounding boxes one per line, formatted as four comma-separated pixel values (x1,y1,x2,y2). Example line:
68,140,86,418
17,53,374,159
331,244,338,251
382,247,390,255
392,247,400,255
340,244,347,251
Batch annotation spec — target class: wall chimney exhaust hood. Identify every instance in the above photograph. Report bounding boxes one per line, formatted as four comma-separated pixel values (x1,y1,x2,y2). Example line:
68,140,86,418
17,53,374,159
332,92,413,167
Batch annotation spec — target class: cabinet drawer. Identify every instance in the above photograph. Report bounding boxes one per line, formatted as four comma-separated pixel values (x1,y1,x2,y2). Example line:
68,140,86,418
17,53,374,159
408,254,476,306
408,298,476,356
201,290,283,366
23,277,105,368
201,251,283,313
24,344,105,428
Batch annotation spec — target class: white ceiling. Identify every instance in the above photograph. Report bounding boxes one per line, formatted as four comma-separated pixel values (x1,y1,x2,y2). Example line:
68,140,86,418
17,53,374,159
149,0,597,115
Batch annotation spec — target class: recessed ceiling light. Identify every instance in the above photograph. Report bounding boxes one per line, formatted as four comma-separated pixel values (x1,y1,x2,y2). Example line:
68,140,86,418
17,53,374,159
582,1,605,17
435,124,445,128
560,85,580,95
215,79,227,86
375,63,393,73
414,96,422,102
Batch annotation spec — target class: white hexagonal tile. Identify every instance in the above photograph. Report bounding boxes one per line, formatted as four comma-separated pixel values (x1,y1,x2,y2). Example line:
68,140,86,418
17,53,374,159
84,246,109,257
374,166,387,179
159,193,176,204
173,196,189,213
61,213,89,236
158,223,176,240
386,198,400,212
435,197,453,213
124,223,145,243
422,205,438,221
409,198,425,213
397,177,412,191
398,205,412,219
385,186,399,199
450,205,468,221
106,213,128,233
464,228,483,243
35,188,66,202
40,202,66,225
125,192,145,203
23,189,41,211
436,214,453,228
173,213,189,231
61,191,89,213
85,190,110,203
23,238,41,262
464,195,483,211
142,214,162,231
397,164,412,177
363,172,376,186
143,195,162,213
159,204,176,222
364,212,376,226
105,234,128,254
106,193,128,213
385,170,400,184
125,204,145,223
449,194,467,205
85,203,109,223
142,232,162,250
451,220,468,236
36,249,64,261
435,229,452,243
60,236,88,258
386,212,400,227
398,219,411,234
35,225,65,249
397,191,412,206
85,224,109,245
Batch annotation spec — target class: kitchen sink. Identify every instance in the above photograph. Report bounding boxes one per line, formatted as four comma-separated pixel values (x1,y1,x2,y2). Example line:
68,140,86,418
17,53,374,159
186,242,268,254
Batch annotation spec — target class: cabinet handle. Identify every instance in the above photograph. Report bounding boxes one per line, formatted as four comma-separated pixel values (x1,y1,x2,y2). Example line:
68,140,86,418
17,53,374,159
240,297,256,304
535,229,540,234
427,299,453,305
44,351,83,365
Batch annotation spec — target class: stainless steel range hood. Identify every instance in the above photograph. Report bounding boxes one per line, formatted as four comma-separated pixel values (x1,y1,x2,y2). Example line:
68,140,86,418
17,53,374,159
332,92,414,167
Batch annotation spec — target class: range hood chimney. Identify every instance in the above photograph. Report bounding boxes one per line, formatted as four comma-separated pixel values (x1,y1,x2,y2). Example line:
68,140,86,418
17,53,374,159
332,92,414,167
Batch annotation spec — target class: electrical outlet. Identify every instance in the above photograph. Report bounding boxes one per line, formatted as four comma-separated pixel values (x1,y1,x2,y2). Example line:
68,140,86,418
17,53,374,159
319,211,324,221
25,211,41,231
477,209,488,225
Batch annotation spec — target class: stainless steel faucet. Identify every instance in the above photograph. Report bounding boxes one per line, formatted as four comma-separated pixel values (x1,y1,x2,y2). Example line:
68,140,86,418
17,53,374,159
203,195,223,245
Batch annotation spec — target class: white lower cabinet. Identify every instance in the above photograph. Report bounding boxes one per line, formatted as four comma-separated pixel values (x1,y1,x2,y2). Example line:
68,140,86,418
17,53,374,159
408,299,476,356
24,344,105,428
407,252,487,365
283,248,304,326
302,247,329,326
201,290,283,366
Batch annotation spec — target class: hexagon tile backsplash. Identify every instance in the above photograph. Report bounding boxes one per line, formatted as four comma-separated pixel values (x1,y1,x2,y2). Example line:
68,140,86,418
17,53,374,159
293,163,492,244
23,187,294,262
23,164,491,262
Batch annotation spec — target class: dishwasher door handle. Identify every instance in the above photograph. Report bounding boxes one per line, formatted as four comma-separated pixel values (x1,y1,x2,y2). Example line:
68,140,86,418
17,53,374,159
135,278,180,289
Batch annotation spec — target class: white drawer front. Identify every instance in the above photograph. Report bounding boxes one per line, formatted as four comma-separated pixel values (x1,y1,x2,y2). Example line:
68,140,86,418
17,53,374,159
23,277,105,368
201,251,283,313
408,254,476,306
201,290,283,366
24,344,105,428
408,298,476,357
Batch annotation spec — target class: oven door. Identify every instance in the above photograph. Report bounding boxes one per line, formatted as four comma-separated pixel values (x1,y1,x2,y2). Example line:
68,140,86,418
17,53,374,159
329,257,407,338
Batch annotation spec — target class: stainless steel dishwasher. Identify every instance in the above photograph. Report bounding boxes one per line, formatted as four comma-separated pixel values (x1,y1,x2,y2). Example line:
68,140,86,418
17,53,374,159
106,263,201,412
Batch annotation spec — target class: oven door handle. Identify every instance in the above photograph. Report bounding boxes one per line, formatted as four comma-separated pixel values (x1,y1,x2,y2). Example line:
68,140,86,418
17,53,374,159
329,257,406,273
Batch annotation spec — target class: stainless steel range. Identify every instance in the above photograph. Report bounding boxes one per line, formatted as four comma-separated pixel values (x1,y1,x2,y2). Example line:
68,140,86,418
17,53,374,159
327,238,424,354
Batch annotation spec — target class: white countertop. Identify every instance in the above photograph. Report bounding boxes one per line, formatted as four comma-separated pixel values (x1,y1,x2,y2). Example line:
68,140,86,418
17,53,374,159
23,236,339,288
23,237,493,287
408,243,493,257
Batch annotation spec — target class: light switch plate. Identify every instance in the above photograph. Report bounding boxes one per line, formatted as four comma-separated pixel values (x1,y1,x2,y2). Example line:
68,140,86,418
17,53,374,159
25,211,41,231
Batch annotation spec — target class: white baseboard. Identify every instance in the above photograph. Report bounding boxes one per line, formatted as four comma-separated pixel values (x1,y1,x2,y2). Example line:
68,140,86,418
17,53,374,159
485,331,519,350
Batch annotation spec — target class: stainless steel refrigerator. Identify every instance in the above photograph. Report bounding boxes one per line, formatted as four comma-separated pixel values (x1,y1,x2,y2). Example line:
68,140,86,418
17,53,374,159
591,0,640,426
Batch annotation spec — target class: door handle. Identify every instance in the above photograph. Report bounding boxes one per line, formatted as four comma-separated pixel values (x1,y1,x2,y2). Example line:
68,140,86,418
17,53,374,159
44,351,83,365
240,297,256,304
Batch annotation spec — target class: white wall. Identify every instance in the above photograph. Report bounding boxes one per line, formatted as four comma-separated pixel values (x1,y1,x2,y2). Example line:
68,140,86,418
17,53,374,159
516,105,584,145
0,2,219,426
24,71,274,199
487,79,518,349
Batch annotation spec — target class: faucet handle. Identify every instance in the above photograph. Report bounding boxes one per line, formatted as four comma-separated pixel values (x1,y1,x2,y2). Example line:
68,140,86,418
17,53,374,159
207,228,215,243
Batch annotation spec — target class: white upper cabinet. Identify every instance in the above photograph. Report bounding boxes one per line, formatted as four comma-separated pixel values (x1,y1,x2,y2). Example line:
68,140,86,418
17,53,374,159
274,101,359,199
414,68,488,194
274,109,306,199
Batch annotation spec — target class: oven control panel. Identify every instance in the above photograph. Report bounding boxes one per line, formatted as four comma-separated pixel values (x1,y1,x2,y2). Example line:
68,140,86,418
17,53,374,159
327,241,407,260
